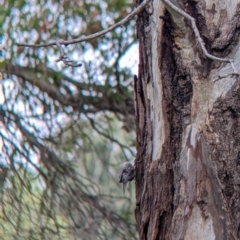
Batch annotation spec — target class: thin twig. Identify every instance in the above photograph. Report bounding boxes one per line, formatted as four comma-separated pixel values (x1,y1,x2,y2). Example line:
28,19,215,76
162,0,239,75
55,39,82,67
17,0,151,48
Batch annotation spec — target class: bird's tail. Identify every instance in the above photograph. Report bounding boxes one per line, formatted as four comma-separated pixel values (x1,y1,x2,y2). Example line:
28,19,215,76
123,182,127,195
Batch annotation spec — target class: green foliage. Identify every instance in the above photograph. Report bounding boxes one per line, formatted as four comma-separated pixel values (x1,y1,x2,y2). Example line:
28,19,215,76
1,0,138,239
0,167,69,239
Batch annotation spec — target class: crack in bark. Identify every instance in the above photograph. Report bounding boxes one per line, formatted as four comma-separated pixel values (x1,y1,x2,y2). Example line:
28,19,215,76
205,81,240,239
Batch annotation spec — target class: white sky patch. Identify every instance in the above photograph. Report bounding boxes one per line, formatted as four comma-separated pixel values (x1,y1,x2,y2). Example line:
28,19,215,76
0,83,4,105
119,43,139,75
0,73,3,153
52,41,139,86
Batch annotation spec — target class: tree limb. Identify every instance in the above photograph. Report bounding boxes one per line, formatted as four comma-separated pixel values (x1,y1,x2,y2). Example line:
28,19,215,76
1,63,135,116
17,0,151,48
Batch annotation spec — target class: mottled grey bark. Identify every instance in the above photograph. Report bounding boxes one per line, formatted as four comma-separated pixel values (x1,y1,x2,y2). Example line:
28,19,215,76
134,0,240,239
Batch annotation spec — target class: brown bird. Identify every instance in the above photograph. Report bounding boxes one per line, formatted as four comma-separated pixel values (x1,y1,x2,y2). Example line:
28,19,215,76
119,162,135,194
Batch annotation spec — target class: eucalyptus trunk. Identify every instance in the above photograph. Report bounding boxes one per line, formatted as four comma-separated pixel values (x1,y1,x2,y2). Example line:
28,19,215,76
134,0,240,239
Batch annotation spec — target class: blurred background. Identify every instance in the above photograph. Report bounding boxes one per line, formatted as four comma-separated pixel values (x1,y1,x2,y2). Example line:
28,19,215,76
0,0,138,239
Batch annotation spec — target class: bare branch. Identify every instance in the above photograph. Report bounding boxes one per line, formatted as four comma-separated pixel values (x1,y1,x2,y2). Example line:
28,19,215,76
17,0,151,48
162,0,239,75
55,39,82,67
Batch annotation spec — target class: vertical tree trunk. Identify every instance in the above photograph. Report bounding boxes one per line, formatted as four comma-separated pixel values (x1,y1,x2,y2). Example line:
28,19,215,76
134,0,240,239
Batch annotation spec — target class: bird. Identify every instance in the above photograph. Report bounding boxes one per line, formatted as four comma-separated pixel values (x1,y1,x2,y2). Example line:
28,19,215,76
119,162,135,194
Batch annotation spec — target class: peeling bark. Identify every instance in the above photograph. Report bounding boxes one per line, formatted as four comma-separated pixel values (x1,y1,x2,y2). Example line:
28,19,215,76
135,0,240,239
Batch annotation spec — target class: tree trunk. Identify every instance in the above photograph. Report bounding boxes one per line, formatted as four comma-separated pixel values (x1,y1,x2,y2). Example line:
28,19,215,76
134,0,240,239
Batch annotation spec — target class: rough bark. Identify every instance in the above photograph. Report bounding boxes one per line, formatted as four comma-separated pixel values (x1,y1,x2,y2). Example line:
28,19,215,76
134,0,240,239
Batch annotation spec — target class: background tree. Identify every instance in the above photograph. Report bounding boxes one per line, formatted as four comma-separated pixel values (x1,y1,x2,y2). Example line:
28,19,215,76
0,0,139,239
135,0,240,239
